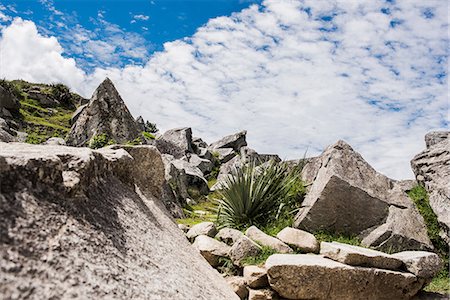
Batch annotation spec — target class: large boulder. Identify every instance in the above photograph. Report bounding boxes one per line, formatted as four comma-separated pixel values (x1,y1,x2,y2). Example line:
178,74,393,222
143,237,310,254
265,254,424,300
225,276,249,300
229,236,262,266
216,228,245,246
0,117,15,142
411,131,450,245
294,140,432,252
186,222,218,240
187,154,213,174
0,142,238,299
160,127,194,154
67,78,141,146
209,130,247,152
243,265,269,289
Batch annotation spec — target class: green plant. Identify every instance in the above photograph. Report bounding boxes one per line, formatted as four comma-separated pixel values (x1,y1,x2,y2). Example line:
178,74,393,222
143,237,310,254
216,161,305,229
126,137,143,145
241,246,277,266
408,185,449,294
89,133,115,149
142,131,155,140
216,257,240,276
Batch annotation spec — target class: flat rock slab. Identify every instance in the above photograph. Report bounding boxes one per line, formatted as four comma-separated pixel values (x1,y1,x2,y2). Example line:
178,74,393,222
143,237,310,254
265,254,424,300
276,227,319,253
246,226,293,253
320,241,403,270
392,251,442,279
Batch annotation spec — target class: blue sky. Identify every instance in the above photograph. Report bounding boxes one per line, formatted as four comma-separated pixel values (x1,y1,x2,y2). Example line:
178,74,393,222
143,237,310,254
0,0,448,179
1,0,261,70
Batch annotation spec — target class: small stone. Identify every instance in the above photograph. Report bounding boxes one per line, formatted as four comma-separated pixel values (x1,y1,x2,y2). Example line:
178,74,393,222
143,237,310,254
243,265,268,288
216,228,245,246
246,226,293,253
276,227,319,253
248,288,279,300
225,276,248,300
186,222,218,241
192,235,230,267
229,236,262,266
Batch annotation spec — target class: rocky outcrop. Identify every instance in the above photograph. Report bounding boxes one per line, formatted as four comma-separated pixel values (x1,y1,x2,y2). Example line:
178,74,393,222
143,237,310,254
160,127,193,154
67,78,141,146
411,131,450,245
0,117,15,142
0,84,20,114
0,142,238,299
294,140,432,252
209,130,247,152
265,254,424,300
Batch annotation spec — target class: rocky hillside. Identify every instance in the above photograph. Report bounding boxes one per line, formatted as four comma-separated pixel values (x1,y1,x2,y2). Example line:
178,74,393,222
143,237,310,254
0,78,448,299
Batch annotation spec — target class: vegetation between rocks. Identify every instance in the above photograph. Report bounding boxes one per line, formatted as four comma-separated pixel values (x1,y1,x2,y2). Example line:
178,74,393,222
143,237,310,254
408,185,449,294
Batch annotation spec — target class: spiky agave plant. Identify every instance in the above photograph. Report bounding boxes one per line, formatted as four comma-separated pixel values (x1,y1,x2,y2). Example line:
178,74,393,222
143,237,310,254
216,160,304,229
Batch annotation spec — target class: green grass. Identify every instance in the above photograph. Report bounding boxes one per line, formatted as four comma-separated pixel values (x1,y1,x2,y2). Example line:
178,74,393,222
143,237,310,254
142,131,155,140
314,231,362,246
408,185,449,295
261,217,294,237
176,200,218,226
241,246,277,267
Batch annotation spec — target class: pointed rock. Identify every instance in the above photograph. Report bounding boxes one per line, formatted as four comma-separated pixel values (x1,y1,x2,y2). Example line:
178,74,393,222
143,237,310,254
67,78,141,146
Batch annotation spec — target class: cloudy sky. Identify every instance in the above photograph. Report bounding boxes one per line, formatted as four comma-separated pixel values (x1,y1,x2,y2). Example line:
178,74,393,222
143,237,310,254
0,0,448,179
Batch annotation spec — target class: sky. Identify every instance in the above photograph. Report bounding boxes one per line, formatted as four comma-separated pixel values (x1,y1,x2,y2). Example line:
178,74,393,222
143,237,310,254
0,0,448,179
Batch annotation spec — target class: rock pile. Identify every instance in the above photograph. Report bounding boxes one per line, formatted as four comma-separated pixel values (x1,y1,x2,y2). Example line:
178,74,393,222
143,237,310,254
294,140,432,252
184,222,442,300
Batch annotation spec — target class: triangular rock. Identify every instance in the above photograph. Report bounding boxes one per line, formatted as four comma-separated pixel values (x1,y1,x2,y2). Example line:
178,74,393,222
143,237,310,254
67,78,141,146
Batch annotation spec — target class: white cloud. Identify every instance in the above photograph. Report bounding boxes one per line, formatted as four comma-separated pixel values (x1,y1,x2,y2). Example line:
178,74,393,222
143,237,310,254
0,0,448,180
133,14,150,21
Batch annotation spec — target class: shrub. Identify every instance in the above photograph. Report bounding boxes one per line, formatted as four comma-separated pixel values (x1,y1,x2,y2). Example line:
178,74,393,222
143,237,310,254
216,161,305,229
145,121,158,133
126,137,143,145
89,133,115,149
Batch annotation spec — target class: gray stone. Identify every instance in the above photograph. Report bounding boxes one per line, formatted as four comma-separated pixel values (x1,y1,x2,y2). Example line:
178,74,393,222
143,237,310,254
229,236,262,266
213,148,236,164
294,140,432,251
67,78,141,146
425,131,450,148
44,137,66,146
178,224,189,232
265,254,424,300
320,241,403,270
246,226,293,254
392,251,442,279
186,222,218,240
192,235,231,267
276,227,319,253
216,228,245,246
0,142,238,299
411,132,450,245
160,127,193,154
248,288,279,300
70,104,87,125
27,90,60,107
188,154,213,174
210,130,247,152
225,276,248,300
243,265,269,288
